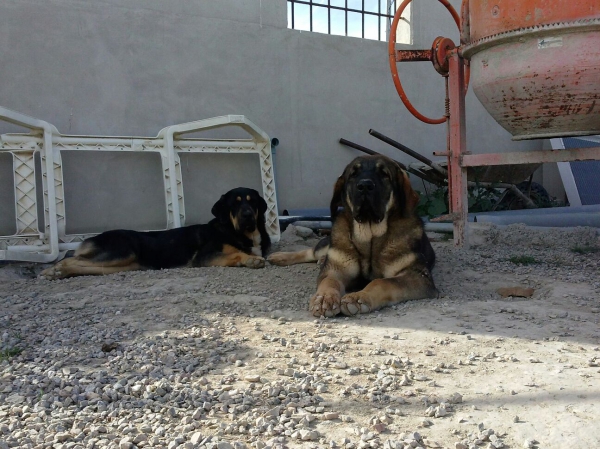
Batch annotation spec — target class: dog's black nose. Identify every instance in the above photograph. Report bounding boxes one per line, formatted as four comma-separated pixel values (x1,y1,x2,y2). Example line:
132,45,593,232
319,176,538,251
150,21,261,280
241,208,254,218
357,179,375,192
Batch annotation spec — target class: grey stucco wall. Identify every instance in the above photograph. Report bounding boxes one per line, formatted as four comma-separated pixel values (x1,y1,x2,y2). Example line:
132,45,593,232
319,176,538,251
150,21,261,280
0,0,544,234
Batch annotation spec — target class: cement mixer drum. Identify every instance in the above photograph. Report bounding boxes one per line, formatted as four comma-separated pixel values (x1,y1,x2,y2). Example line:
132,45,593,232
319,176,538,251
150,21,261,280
462,0,600,140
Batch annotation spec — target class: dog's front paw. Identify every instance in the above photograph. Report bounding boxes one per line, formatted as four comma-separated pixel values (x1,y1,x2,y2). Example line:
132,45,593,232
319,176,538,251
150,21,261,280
309,290,341,318
244,256,266,269
340,291,373,316
39,265,63,280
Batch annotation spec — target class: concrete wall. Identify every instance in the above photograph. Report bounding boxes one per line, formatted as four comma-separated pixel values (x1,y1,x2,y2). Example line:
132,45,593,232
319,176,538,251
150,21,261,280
0,0,547,234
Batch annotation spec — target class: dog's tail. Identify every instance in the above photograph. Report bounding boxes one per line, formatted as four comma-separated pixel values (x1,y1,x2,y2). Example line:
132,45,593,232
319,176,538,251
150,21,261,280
267,236,330,266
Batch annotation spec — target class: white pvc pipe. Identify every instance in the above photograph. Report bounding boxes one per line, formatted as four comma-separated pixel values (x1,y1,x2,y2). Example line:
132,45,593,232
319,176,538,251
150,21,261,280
8,242,81,252
2,134,259,150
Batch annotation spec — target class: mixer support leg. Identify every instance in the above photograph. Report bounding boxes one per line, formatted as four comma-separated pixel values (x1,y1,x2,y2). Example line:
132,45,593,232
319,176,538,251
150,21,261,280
448,50,469,248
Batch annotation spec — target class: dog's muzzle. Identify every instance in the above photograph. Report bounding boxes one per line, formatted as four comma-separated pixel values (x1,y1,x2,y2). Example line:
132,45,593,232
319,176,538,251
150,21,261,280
353,199,385,224
353,179,385,224
239,207,257,231
356,179,375,193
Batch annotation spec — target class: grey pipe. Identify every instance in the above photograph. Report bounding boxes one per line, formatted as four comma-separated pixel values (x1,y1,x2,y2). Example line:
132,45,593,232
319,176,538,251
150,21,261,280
283,208,330,217
473,212,600,228
271,137,280,211
424,222,454,233
472,204,600,217
290,221,332,230
288,220,455,233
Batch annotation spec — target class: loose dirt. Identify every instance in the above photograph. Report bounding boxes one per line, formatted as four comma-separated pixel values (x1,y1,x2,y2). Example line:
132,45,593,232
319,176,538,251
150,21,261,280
0,224,598,449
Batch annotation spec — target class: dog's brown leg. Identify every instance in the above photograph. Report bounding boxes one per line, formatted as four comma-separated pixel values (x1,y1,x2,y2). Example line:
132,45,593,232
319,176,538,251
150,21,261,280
267,248,317,266
268,237,330,266
40,255,142,280
206,244,265,268
339,267,438,316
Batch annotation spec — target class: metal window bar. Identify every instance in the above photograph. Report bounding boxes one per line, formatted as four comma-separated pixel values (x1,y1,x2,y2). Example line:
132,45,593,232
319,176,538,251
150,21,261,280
288,0,403,41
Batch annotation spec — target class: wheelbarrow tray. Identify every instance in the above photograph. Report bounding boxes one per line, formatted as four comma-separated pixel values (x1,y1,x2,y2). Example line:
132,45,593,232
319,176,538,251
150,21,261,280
410,162,542,184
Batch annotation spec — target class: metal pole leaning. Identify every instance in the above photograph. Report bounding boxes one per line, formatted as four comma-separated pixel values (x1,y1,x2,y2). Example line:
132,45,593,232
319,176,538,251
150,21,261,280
339,138,380,157
368,129,448,177
339,138,442,185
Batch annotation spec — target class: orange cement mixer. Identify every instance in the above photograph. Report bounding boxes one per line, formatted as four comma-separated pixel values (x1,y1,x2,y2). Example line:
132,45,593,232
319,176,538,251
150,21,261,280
388,0,600,246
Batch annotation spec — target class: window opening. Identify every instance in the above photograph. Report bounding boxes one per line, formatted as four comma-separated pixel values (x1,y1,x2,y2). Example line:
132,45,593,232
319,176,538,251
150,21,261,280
287,0,412,44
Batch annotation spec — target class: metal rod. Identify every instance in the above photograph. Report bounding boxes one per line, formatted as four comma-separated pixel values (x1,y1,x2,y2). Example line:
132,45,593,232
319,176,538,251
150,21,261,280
395,49,432,62
339,138,379,156
368,128,448,176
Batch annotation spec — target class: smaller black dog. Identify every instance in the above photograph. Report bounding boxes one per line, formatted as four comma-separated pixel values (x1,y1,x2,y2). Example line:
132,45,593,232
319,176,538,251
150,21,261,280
40,187,271,280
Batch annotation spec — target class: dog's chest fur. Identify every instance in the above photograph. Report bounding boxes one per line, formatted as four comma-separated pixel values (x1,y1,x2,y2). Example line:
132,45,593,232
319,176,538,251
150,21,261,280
349,217,420,280
350,220,390,279
246,230,263,256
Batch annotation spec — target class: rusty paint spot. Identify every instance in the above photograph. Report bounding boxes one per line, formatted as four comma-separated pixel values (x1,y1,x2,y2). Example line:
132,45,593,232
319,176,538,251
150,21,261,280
396,49,431,62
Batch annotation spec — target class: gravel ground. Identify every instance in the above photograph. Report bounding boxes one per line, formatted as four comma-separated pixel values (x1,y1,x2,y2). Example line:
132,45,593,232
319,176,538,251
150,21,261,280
1,224,599,449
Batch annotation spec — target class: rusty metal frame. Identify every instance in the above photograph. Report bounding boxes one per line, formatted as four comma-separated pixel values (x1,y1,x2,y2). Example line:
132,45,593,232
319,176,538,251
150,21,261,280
461,147,600,167
444,55,600,247
447,50,468,247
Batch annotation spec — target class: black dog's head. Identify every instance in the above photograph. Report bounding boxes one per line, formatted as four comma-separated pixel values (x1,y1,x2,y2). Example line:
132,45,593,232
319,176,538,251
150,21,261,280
330,155,419,223
211,187,268,233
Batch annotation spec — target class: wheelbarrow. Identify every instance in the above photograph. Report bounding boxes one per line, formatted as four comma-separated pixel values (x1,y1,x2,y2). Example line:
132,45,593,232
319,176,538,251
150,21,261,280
340,130,550,211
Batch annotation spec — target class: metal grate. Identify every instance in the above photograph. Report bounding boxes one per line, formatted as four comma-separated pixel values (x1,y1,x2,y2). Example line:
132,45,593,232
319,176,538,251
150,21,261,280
287,0,409,42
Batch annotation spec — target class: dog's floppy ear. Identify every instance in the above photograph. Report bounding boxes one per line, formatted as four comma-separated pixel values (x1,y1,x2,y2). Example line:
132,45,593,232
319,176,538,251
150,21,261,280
257,195,268,215
247,188,268,216
392,161,419,215
211,194,229,223
329,175,345,220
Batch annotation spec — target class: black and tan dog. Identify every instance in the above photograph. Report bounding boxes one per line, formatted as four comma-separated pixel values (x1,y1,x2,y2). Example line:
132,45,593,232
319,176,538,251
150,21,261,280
40,187,271,280
268,155,438,317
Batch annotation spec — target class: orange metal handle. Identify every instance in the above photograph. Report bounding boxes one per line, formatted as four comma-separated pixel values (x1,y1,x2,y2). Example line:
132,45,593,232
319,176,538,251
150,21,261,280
388,0,466,125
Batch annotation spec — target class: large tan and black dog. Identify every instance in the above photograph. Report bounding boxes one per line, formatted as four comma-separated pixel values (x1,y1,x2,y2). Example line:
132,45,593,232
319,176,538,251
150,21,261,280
41,187,271,280
268,155,438,317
